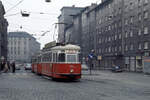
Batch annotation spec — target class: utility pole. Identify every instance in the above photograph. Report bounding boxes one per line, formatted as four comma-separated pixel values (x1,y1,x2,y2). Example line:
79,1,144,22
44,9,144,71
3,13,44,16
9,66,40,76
121,0,125,55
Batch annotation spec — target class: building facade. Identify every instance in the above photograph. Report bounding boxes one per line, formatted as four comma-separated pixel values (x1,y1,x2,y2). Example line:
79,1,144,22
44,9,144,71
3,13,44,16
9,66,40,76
0,1,8,60
7,32,40,63
58,6,84,43
94,0,150,71
58,0,150,72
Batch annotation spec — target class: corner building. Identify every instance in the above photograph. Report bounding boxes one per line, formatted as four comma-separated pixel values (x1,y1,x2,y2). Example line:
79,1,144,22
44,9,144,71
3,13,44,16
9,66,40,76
7,32,41,63
0,1,8,60
59,0,150,72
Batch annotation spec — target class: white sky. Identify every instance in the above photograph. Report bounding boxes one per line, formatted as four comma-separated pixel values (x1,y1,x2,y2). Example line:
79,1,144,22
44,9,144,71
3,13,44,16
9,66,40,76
1,0,101,48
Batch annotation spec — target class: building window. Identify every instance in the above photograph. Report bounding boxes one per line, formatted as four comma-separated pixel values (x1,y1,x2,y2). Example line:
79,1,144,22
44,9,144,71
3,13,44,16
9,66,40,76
115,35,117,40
119,34,122,39
14,41,16,45
130,31,133,37
130,16,133,23
125,31,128,38
125,45,128,51
108,37,111,41
130,2,133,10
144,27,148,34
138,0,142,6
125,19,128,25
144,42,148,50
119,21,122,27
105,38,107,43
112,47,114,52
119,8,121,14
138,13,142,21
115,23,117,28
144,11,148,19
99,38,101,44
138,29,142,35
144,0,148,4
115,46,117,52
109,47,111,52
18,51,20,55
99,49,101,54
130,44,133,50
105,48,107,53
108,4,111,9
108,25,111,30
119,46,122,51
138,43,142,50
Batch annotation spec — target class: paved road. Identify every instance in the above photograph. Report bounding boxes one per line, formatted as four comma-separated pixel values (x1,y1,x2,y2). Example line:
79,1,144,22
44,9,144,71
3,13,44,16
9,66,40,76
0,69,150,100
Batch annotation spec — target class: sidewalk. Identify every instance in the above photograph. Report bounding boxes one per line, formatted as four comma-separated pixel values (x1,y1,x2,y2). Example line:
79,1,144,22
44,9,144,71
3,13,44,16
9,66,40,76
81,70,150,87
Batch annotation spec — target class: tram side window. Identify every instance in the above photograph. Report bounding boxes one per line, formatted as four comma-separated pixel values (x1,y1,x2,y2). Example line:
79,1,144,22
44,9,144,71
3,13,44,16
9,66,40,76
38,57,41,62
58,53,65,62
53,53,57,62
49,53,52,62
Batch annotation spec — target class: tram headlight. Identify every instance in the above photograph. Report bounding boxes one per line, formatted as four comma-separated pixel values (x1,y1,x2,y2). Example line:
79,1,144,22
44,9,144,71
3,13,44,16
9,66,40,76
70,69,74,73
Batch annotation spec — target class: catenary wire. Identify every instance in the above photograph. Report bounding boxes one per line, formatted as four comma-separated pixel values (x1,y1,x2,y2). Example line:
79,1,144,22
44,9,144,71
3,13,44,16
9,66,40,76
5,0,24,13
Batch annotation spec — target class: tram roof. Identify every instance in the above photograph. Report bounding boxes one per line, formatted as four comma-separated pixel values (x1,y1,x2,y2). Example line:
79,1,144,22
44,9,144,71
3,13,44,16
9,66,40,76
51,44,80,51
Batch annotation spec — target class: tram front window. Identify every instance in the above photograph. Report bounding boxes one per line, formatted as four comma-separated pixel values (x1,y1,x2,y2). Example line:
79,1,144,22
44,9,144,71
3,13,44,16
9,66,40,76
67,54,77,62
58,53,65,62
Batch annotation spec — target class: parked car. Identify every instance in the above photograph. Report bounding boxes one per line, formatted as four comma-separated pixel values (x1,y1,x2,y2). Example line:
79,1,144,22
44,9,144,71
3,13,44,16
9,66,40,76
15,64,21,70
24,63,32,70
111,65,123,72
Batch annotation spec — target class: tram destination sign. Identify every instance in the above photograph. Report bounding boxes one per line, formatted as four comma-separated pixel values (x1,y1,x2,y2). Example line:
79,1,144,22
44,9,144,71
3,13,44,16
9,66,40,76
66,50,77,54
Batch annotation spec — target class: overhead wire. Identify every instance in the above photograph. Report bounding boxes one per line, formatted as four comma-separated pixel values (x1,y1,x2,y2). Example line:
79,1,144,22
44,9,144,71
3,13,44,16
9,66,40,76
3,0,58,40
2,0,15,6
5,0,24,13
8,22,55,39
4,12,20,17
38,23,57,40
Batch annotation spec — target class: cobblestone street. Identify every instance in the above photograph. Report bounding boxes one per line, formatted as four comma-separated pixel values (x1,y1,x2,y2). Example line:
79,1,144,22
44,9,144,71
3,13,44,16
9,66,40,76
0,69,150,100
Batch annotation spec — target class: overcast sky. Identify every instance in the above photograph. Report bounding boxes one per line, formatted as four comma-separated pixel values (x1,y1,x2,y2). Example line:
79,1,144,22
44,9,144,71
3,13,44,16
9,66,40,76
1,0,101,48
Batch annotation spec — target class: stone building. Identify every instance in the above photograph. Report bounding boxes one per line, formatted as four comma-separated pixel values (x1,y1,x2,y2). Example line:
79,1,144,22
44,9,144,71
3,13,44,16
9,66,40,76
64,4,97,58
7,32,40,63
58,6,84,43
0,1,8,60
58,0,150,72
94,0,150,71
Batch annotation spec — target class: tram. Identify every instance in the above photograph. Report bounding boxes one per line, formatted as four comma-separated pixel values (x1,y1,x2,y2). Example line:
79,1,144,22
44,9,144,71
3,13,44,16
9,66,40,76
31,44,81,80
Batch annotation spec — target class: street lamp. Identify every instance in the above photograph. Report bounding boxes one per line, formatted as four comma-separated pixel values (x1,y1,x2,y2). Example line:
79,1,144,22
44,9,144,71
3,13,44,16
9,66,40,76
21,11,30,17
45,0,51,2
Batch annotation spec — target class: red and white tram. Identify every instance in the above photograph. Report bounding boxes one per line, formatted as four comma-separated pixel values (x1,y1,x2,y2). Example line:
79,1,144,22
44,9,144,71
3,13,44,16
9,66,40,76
32,44,81,80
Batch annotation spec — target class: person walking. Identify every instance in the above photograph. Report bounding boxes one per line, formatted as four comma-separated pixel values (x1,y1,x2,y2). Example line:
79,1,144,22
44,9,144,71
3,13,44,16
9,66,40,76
0,60,6,72
7,61,11,71
11,61,16,73
2,62,9,73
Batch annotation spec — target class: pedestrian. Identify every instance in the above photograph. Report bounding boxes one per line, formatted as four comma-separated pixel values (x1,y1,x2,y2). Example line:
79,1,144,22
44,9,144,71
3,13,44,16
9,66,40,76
0,60,6,72
11,61,16,73
2,62,9,73
7,61,11,71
